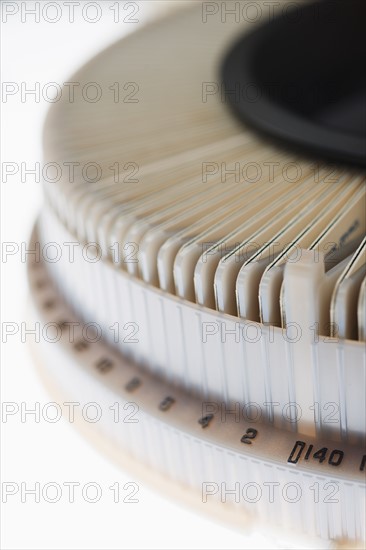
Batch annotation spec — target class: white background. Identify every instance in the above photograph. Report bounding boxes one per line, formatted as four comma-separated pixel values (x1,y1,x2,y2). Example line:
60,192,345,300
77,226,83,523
1,2,307,549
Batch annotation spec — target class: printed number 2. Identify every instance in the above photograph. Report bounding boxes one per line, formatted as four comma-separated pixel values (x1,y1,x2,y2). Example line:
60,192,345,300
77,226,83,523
241,428,258,444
